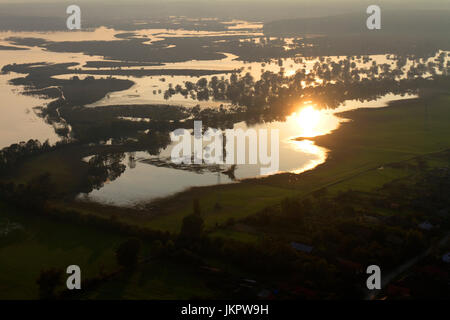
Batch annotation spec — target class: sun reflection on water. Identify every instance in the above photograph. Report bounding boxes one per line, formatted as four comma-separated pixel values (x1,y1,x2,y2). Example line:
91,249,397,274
287,104,341,138
289,140,328,174
296,105,321,137
282,103,343,174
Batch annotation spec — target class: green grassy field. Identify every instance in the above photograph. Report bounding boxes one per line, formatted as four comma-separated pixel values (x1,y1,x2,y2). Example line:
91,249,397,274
0,202,122,299
0,202,213,299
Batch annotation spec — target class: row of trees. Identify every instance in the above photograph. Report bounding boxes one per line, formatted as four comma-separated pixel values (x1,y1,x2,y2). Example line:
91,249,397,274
163,52,449,106
0,139,74,175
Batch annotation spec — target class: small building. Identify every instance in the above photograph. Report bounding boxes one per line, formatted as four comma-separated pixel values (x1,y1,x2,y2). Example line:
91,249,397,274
418,221,433,231
290,242,313,253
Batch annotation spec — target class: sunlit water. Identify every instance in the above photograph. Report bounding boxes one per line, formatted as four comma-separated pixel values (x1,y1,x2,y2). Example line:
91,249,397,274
0,31,117,148
2,27,445,112
81,93,417,206
0,72,60,148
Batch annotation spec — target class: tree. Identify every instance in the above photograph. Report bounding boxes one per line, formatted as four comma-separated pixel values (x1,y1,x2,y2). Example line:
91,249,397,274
36,268,63,300
180,199,204,239
116,238,141,269
193,198,201,215
180,214,204,239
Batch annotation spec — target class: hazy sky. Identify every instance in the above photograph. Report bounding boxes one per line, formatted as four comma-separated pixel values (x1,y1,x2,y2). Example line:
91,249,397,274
0,0,448,22
0,0,446,3
0,0,447,9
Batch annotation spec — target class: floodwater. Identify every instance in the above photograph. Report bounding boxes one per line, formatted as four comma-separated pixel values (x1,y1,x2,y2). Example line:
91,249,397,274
0,25,444,205
81,93,417,206
0,72,59,148
0,31,116,148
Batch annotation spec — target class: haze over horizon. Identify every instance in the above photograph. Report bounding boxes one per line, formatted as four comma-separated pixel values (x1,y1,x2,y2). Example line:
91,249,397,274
0,0,448,21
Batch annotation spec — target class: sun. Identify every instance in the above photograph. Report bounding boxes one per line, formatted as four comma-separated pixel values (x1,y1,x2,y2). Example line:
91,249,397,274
296,105,321,137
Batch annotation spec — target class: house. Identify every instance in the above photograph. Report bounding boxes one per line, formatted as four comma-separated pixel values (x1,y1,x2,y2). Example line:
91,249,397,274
442,253,450,264
418,221,433,231
290,242,313,253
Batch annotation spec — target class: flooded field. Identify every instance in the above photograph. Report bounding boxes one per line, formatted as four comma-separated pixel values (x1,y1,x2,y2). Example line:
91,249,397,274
79,92,417,206
0,23,446,205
